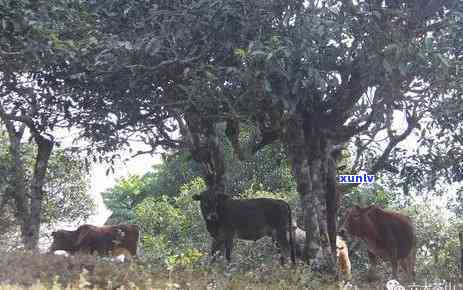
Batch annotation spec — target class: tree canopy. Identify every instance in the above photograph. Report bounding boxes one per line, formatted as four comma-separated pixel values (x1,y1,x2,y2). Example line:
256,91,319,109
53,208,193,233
59,0,462,269
0,0,461,267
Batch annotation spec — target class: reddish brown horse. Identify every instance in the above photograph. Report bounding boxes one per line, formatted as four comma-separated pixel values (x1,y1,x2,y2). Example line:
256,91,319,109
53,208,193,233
339,205,416,281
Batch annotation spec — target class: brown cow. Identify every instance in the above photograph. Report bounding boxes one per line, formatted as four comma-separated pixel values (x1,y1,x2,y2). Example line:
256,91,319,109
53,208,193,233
193,190,296,265
339,205,416,282
49,224,140,257
287,223,351,279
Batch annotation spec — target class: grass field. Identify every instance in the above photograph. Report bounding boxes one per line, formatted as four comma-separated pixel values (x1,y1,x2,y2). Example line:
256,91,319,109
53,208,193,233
0,251,414,290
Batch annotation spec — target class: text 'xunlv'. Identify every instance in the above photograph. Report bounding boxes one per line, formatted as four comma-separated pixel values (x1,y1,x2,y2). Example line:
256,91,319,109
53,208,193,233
338,174,375,184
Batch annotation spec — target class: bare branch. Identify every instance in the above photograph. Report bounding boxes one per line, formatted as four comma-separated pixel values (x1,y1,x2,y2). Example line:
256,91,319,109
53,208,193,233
370,111,418,175
328,59,366,127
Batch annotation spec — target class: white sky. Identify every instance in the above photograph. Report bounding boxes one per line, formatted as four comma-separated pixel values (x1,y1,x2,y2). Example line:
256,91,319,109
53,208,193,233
51,128,161,227
86,151,160,225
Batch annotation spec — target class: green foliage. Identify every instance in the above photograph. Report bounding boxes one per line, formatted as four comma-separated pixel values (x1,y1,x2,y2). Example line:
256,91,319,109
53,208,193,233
135,196,188,246
42,150,95,224
102,152,202,223
403,202,463,281
65,0,462,195
447,186,463,215
224,136,295,195
133,177,208,267
341,183,397,210
102,175,145,224
164,248,204,270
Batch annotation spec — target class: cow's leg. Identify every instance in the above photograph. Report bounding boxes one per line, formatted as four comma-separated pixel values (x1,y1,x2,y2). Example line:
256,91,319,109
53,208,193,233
400,256,415,282
275,230,290,265
391,259,399,280
210,239,224,264
388,245,399,280
224,238,234,263
271,229,283,263
408,246,417,282
399,259,410,280
366,251,380,281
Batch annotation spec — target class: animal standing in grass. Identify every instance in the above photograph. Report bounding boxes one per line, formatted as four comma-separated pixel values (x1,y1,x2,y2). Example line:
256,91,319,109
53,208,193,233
193,190,296,265
339,205,416,282
49,224,140,258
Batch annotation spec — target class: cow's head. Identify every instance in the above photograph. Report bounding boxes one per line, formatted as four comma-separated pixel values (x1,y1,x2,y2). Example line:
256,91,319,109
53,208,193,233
192,190,229,222
49,230,77,253
339,205,371,238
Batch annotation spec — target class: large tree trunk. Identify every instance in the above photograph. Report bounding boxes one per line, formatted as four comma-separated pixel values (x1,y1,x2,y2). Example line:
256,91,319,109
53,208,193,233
2,120,34,249
28,134,53,250
0,109,54,251
285,114,337,273
8,132,33,249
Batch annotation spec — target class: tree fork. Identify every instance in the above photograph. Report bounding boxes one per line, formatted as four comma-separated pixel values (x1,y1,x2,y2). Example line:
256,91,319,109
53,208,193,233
184,112,226,194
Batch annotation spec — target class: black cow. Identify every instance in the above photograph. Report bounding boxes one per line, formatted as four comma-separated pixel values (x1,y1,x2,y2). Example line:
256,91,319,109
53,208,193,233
192,190,296,265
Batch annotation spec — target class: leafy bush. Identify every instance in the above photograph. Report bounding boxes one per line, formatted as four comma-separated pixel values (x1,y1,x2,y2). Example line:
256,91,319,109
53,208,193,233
133,177,208,268
403,202,463,281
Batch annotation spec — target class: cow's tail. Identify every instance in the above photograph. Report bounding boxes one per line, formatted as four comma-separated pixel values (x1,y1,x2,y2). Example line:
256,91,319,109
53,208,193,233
287,204,296,265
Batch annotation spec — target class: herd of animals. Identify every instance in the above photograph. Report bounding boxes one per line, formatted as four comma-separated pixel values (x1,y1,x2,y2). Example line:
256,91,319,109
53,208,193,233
49,190,416,283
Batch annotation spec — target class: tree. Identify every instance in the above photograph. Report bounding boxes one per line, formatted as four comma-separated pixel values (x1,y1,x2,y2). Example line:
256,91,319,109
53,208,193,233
0,130,95,250
0,0,96,249
59,0,462,272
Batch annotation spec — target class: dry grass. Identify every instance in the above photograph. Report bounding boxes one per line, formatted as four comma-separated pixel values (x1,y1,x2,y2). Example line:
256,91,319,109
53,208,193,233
0,251,393,290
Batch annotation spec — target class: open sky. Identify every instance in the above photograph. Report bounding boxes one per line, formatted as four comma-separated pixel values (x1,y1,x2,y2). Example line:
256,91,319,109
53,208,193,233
86,150,160,225
51,129,160,227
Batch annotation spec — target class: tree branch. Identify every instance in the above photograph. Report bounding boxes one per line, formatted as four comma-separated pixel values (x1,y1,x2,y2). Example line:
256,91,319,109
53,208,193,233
328,59,366,127
370,110,418,175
